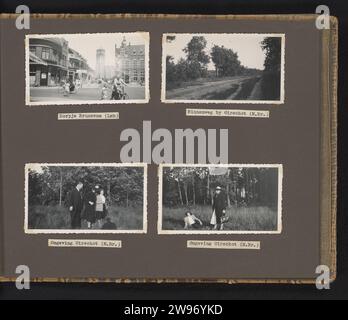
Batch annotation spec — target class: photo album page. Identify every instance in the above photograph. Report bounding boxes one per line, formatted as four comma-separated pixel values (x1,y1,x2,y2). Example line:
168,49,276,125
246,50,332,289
0,14,337,283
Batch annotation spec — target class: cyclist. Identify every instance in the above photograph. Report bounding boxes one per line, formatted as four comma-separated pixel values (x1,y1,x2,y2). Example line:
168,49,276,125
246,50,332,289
63,79,70,96
100,83,109,100
111,74,127,100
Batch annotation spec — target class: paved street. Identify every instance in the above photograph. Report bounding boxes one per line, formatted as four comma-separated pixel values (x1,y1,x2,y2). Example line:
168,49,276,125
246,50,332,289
30,85,146,102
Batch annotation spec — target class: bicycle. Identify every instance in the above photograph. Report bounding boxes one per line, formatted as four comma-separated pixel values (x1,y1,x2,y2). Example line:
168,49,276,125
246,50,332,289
119,91,129,100
111,87,129,100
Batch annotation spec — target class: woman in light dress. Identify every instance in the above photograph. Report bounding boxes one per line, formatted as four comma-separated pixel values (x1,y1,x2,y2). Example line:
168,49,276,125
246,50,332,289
95,189,107,228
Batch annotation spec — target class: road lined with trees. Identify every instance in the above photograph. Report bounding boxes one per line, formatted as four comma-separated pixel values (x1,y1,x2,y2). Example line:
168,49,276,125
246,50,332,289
165,35,281,101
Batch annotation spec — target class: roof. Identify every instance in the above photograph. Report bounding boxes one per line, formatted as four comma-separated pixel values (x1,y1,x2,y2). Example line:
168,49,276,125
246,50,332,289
44,37,67,48
69,48,87,61
116,44,145,56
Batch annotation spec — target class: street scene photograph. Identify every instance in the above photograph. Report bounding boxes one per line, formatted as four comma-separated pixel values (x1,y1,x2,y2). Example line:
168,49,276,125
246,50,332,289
158,164,282,234
26,33,149,105
25,163,147,233
162,33,285,103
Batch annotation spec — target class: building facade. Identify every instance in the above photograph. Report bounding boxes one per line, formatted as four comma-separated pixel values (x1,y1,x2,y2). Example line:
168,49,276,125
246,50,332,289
68,48,93,84
115,37,145,84
29,38,69,86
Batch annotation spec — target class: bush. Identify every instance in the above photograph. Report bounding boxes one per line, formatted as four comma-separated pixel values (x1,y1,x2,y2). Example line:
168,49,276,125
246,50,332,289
260,70,281,100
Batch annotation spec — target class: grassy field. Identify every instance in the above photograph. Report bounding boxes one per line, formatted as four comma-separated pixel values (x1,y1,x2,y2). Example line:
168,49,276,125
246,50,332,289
162,205,278,231
28,204,144,230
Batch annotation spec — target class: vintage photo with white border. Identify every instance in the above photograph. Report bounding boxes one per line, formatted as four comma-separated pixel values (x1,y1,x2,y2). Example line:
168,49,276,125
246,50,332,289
161,33,285,104
25,32,150,105
158,164,283,234
25,163,147,234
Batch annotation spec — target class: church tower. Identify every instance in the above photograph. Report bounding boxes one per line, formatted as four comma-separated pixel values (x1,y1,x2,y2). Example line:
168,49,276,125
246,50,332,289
96,48,105,79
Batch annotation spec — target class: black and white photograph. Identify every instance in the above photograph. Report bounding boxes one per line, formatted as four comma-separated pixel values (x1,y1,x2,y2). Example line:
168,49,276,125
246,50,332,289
25,33,149,105
158,164,282,234
25,163,147,233
162,33,285,104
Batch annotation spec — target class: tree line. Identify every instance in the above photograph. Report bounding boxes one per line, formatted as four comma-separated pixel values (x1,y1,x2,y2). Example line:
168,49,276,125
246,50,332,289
166,36,262,86
162,167,279,208
28,166,144,208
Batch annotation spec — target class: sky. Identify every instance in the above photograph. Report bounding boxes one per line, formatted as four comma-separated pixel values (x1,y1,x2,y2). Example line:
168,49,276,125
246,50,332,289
27,164,44,173
50,33,147,69
164,34,269,70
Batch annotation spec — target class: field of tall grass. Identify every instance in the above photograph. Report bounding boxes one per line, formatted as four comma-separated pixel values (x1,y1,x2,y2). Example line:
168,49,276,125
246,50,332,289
162,205,278,231
28,204,144,230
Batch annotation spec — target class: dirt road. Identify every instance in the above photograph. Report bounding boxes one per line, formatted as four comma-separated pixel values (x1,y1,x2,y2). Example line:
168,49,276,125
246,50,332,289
166,75,261,100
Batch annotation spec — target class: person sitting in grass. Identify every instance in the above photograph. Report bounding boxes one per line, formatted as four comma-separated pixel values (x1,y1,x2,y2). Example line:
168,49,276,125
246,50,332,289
184,211,203,230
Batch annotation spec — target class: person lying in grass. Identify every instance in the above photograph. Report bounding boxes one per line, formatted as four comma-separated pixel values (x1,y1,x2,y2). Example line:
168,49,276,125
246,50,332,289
184,212,203,230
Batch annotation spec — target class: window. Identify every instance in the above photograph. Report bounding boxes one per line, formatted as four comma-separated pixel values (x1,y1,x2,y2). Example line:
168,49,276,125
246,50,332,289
133,71,138,81
51,49,58,63
61,55,67,67
41,47,50,60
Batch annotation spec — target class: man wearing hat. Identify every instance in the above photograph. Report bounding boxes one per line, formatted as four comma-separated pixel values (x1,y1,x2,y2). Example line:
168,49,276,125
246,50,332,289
212,186,227,230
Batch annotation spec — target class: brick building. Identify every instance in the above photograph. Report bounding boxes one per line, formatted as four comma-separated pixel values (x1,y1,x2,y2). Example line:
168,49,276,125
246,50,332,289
115,37,145,84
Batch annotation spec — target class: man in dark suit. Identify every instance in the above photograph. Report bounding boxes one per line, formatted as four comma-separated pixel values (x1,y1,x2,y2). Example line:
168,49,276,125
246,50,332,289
68,181,84,229
212,186,227,230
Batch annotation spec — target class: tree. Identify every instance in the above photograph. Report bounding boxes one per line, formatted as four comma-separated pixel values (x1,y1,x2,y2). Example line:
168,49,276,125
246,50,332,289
184,36,210,65
183,36,210,79
261,37,281,72
28,169,44,205
166,55,176,83
260,37,282,100
211,45,242,77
